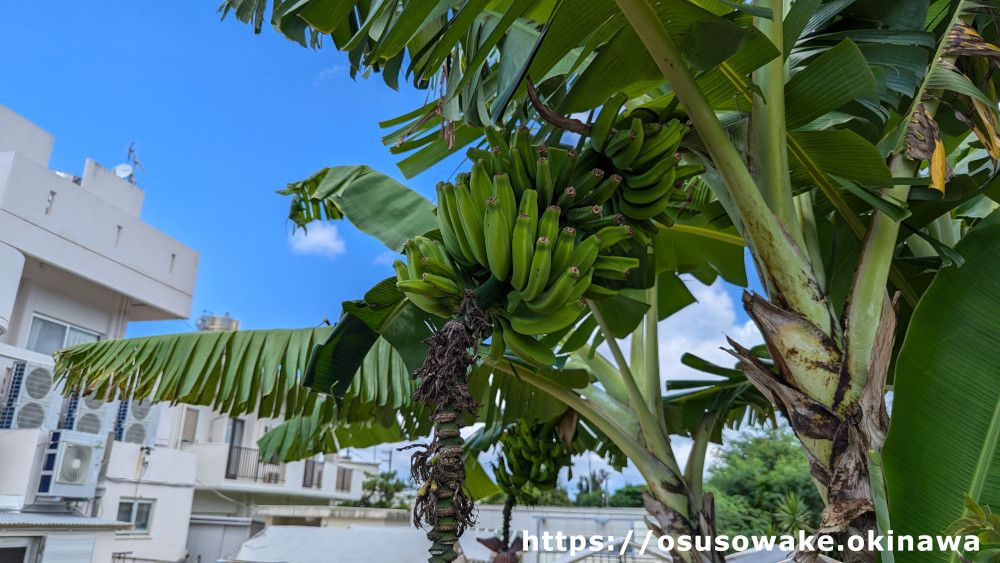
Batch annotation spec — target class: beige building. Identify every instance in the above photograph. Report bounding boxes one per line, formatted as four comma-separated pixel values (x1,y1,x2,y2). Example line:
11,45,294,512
0,105,376,563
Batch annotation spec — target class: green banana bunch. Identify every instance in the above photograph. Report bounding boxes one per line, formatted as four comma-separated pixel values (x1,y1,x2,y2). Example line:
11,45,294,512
493,419,575,502
394,238,463,318
585,93,707,222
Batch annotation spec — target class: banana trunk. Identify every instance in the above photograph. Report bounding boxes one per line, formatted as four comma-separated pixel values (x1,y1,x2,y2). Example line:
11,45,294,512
728,292,895,563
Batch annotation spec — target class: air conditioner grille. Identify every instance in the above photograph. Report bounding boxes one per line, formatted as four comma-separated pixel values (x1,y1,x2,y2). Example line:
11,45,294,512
16,402,46,428
56,443,94,485
124,423,147,444
130,401,151,420
76,413,103,434
24,368,53,399
83,396,106,410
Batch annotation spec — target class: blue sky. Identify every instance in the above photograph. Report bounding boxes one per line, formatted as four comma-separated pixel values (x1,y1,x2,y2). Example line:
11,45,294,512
0,1,466,336
0,2,765,490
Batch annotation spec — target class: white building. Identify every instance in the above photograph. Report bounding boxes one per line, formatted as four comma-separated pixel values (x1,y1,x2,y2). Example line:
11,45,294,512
0,105,376,563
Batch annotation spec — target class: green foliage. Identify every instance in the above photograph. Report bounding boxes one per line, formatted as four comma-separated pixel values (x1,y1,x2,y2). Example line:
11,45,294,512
883,209,1000,555
482,486,573,507
340,470,410,510
705,426,822,537
609,484,647,508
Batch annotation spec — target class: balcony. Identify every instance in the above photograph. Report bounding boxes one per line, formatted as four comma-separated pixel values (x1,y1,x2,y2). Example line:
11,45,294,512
181,441,371,501
224,445,285,484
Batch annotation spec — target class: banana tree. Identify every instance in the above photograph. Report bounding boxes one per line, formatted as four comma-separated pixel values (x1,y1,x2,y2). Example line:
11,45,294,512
57,0,1000,561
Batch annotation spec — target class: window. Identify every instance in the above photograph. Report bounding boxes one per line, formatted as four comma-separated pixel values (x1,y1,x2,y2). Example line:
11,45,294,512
335,467,353,492
116,499,153,535
303,458,323,489
181,408,198,443
26,316,99,355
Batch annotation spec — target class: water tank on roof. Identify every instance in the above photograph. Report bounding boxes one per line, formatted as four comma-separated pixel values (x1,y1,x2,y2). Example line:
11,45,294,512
196,314,239,332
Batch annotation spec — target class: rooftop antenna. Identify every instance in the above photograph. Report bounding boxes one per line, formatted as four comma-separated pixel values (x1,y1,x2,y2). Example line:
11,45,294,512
125,142,146,184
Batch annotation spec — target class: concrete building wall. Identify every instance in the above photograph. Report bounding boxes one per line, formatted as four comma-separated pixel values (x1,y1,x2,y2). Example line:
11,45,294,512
0,428,47,510
101,441,196,562
0,105,53,166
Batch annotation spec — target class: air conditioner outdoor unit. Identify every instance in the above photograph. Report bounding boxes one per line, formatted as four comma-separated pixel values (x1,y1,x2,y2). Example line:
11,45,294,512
36,429,105,500
114,399,159,446
62,393,118,435
0,362,61,430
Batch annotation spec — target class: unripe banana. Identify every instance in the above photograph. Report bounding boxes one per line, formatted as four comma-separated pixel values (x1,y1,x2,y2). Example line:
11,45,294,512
403,239,425,279
568,268,594,302
569,234,601,273
422,256,459,281
554,149,579,190
573,168,606,201
392,259,409,281
484,127,510,154
454,182,489,267
591,92,628,152
435,183,470,267
548,227,576,284
491,146,508,184
537,205,561,242
612,117,645,169
556,186,577,209
536,157,554,204
510,214,535,291
631,120,685,170
422,272,463,295
603,129,635,157
397,278,449,299
518,189,539,234
673,164,704,184
567,204,602,224
497,317,556,368
508,146,533,195
469,162,493,217
440,183,478,266
618,192,673,220
526,267,582,317
494,173,518,232
586,173,622,207
624,152,679,187
522,236,552,302
596,225,633,249
622,167,675,205
580,212,626,230
505,299,586,335
484,196,512,281
514,126,535,183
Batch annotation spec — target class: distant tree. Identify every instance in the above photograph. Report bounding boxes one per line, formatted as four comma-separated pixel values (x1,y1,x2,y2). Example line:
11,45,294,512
609,484,647,508
341,471,409,510
574,470,610,507
481,484,572,507
705,427,822,537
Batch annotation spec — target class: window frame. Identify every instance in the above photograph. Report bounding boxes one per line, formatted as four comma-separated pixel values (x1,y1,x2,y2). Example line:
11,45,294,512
116,498,154,535
25,313,101,355
335,467,353,493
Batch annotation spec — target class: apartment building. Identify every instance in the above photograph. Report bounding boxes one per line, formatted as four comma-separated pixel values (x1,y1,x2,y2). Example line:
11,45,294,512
0,105,376,563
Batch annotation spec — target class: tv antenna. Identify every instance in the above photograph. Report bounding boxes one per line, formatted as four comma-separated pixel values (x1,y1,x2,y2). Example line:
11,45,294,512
123,142,146,184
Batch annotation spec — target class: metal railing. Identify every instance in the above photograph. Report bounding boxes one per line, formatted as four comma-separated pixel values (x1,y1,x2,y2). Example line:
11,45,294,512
224,445,285,484
303,458,323,489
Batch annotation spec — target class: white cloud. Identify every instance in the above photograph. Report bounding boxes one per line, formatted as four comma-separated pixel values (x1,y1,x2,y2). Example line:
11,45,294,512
656,278,762,383
373,251,400,266
288,222,347,259
315,64,346,83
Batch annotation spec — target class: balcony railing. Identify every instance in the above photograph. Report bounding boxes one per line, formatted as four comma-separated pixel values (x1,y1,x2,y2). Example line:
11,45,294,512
225,445,285,484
